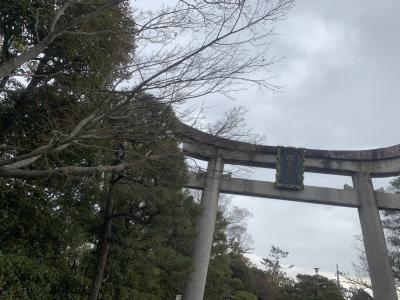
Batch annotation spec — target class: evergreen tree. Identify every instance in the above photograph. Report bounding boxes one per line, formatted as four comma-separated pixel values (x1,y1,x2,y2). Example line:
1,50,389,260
286,274,345,300
350,289,373,300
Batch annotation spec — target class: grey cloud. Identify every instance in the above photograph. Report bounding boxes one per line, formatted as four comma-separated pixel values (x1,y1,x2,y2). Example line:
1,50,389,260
192,0,400,279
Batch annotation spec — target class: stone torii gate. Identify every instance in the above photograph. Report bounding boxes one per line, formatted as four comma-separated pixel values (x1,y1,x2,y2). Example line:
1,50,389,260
179,124,400,300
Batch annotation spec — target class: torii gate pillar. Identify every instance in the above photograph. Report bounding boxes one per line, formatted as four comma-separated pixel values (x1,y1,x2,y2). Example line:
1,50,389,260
183,156,224,300
353,172,397,300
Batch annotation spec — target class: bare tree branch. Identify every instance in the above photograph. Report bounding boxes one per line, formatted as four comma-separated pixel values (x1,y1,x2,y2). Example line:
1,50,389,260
0,153,167,179
0,0,294,180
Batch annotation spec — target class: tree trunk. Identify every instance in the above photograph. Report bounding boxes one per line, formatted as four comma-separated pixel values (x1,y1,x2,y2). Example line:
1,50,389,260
15,58,49,114
0,34,57,79
88,173,119,300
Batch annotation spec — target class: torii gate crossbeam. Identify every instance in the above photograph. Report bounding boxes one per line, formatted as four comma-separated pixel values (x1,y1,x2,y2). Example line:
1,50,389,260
179,123,400,300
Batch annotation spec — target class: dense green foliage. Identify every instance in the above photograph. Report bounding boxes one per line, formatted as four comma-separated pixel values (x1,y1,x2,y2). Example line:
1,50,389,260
0,158,198,299
286,274,344,300
349,289,373,300
0,1,198,299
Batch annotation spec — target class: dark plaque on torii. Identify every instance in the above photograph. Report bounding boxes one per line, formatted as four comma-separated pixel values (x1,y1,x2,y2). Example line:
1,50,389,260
275,146,305,190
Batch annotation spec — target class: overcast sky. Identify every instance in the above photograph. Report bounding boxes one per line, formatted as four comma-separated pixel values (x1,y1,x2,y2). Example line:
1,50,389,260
187,0,400,281
142,0,400,282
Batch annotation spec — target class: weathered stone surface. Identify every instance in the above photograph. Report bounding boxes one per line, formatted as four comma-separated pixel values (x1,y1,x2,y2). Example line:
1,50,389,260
187,172,400,210
179,123,400,299
178,122,400,161
179,122,400,177
353,173,397,300
183,157,224,300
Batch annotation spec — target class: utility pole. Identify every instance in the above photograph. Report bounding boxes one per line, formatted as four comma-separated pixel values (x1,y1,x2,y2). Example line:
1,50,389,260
336,264,346,298
336,264,340,288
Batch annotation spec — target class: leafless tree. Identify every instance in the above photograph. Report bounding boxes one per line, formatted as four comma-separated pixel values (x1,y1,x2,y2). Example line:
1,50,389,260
206,106,265,143
0,0,294,180
342,233,400,294
219,195,254,254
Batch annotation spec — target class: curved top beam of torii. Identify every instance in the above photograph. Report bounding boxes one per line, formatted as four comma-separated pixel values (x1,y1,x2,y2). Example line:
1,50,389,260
177,122,400,178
